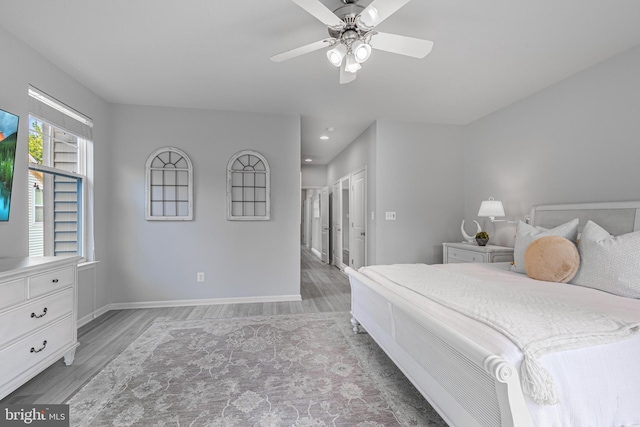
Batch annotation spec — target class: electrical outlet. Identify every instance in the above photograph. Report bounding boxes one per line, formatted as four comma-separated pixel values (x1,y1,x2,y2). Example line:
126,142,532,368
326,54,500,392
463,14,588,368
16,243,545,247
197,272,205,282
385,211,396,220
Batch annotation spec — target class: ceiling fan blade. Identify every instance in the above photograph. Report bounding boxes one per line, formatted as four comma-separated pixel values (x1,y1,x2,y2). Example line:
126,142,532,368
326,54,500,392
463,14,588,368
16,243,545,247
369,32,434,58
340,64,357,84
292,0,345,29
271,38,336,62
359,0,410,27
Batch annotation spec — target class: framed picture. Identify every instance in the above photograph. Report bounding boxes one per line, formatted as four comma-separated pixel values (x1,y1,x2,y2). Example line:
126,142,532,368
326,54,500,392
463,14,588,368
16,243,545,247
0,108,19,221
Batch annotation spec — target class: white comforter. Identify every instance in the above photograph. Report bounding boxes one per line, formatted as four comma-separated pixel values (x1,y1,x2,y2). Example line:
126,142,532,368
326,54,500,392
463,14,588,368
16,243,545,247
359,262,640,427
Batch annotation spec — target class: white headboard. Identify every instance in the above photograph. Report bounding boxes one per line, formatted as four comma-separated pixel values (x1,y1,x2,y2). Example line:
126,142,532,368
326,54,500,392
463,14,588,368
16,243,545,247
530,201,640,236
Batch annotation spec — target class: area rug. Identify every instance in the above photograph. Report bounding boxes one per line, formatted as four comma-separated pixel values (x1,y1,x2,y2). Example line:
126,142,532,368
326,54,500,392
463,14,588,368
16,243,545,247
68,312,448,426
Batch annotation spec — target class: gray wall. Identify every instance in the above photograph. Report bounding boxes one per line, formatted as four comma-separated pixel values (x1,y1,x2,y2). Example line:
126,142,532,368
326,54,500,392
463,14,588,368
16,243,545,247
465,44,640,247
108,105,301,303
324,120,465,266
376,120,466,264
0,26,110,318
301,164,327,188
327,123,376,188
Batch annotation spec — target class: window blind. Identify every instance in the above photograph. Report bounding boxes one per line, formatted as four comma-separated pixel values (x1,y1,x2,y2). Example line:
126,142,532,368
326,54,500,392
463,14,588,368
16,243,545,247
28,86,93,140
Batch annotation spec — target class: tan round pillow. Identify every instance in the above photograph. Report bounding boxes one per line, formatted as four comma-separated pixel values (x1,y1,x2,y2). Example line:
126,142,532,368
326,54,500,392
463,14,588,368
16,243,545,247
524,236,580,283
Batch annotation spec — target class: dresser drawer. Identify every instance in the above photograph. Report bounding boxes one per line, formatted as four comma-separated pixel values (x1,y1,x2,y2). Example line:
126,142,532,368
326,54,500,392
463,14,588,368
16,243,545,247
0,316,74,387
491,253,514,263
0,288,74,348
447,248,484,263
0,278,26,310
28,266,74,299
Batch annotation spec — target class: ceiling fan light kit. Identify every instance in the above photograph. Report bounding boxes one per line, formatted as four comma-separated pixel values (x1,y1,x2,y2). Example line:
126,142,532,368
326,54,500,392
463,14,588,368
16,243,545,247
271,0,433,84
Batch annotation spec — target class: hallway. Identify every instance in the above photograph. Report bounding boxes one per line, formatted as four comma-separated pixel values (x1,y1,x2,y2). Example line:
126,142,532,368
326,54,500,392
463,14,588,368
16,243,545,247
300,244,351,313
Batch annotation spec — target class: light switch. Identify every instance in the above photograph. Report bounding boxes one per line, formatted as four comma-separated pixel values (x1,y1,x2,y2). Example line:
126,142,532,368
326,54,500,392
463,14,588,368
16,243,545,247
385,212,396,220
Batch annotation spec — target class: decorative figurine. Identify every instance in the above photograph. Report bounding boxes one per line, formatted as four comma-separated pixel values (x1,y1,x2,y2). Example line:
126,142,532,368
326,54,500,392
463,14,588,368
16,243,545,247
461,220,482,243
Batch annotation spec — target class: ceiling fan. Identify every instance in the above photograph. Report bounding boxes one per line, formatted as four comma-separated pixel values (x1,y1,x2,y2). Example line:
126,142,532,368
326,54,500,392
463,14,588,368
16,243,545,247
271,0,433,84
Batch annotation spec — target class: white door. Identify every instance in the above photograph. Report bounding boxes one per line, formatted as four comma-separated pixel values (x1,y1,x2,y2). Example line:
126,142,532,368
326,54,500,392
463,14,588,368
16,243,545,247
350,168,366,269
332,181,341,266
341,178,350,268
320,186,330,263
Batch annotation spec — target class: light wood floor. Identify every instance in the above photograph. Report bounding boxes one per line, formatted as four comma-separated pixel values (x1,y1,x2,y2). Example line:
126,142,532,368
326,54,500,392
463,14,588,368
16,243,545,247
2,246,350,404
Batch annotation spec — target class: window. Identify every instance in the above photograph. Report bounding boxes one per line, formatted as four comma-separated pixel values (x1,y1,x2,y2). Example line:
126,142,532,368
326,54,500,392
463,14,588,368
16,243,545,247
145,147,193,220
27,86,93,259
32,185,43,223
227,150,270,220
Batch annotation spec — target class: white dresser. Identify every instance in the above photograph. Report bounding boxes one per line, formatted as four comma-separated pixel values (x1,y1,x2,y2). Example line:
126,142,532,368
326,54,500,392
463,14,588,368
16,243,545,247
0,256,80,400
442,242,514,264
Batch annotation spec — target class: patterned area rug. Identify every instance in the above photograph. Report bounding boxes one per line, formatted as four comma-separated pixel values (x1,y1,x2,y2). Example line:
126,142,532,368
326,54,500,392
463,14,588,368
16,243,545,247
68,312,448,426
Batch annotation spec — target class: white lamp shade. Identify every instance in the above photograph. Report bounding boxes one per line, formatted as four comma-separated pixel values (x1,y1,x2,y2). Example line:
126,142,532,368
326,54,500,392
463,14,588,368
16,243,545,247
326,44,347,67
344,53,362,73
478,198,505,218
352,40,372,63
359,6,379,28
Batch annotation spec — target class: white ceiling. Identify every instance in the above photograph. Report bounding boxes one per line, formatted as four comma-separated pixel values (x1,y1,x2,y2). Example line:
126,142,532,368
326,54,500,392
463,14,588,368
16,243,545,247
2,0,640,164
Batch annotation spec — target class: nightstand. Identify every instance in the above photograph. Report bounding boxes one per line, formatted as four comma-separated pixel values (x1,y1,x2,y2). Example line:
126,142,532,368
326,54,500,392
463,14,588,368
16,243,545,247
442,242,514,264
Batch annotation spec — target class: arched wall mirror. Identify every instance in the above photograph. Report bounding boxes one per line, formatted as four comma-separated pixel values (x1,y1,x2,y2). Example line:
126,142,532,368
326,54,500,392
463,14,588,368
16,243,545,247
227,150,271,221
145,147,193,221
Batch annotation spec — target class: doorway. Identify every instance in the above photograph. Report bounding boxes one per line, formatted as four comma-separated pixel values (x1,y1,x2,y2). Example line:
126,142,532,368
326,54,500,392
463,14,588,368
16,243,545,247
332,174,350,270
301,188,321,254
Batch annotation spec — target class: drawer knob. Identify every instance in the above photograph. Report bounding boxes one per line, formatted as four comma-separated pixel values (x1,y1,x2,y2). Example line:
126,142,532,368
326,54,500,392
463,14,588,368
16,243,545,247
31,307,48,319
52,279,59,283
30,340,48,354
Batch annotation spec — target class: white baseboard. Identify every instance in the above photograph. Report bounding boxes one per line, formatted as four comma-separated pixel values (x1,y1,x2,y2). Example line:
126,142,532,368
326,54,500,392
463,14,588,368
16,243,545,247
77,304,111,327
77,295,303,326
108,294,303,311
311,248,322,259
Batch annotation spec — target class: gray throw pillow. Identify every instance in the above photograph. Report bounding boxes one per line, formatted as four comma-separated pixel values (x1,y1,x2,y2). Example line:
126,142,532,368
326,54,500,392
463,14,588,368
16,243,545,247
571,220,640,298
511,218,579,274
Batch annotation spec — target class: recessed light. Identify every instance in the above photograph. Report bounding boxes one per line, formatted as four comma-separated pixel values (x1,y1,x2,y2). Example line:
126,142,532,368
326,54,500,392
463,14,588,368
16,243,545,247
320,135,329,140
305,158,313,162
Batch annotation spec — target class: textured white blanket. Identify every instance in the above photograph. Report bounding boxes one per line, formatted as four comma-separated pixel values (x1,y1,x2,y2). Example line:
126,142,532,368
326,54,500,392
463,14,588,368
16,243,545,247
359,263,640,405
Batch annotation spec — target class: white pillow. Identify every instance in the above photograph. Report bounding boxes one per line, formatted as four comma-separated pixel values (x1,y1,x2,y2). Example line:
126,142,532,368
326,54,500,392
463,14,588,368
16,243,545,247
571,220,640,298
511,218,579,273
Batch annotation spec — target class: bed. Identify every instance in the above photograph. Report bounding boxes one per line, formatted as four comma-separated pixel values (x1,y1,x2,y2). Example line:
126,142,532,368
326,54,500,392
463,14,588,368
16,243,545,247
346,201,640,427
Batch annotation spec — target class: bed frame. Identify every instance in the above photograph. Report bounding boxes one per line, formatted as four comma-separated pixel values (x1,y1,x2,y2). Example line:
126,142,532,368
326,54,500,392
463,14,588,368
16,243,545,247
346,201,640,427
